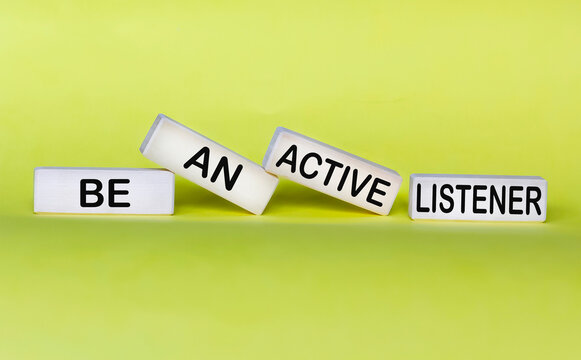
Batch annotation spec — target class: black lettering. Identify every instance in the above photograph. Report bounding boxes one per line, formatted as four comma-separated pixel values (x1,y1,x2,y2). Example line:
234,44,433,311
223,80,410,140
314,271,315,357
337,166,351,191
184,146,210,178
416,183,430,213
366,178,391,207
455,184,471,214
509,186,524,215
299,152,322,179
210,156,243,191
275,144,298,173
490,185,506,214
350,169,372,197
323,159,343,186
526,186,542,215
431,184,437,213
439,184,454,213
80,179,104,207
473,185,487,214
108,179,130,207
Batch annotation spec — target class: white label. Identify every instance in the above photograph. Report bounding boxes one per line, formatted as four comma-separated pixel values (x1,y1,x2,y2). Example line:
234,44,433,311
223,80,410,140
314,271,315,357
34,167,174,214
408,174,547,221
140,114,278,215
262,127,402,215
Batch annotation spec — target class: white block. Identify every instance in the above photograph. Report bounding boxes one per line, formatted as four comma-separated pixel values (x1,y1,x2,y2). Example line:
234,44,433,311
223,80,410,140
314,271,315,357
262,127,402,215
140,114,278,215
408,174,547,221
34,167,174,214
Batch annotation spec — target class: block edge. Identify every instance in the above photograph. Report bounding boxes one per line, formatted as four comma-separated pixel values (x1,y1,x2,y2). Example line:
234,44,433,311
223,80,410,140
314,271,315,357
140,113,167,155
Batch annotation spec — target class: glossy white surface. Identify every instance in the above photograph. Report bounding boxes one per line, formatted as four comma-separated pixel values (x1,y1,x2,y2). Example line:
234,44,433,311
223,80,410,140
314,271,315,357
140,114,278,215
408,174,547,221
263,127,402,215
34,167,174,214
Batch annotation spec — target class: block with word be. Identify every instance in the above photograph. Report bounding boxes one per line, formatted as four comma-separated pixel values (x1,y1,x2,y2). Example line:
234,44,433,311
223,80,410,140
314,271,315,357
408,174,547,221
262,127,402,215
140,114,278,215
34,167,174,214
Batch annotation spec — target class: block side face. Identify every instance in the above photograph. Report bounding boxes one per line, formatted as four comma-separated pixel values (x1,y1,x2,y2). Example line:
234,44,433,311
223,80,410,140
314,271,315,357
409,174,547,221
140,114,166,154
33,168,44,213
33,168,174,215
408,175,417,219
140,116,278,214
262,127,285,168
263,130,401,215
163,171,176,215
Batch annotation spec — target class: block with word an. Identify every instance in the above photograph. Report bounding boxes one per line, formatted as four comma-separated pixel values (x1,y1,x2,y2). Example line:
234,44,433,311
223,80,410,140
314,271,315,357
408,174,547,221
34,167,174,214
262,127,402,215
140,114,278,215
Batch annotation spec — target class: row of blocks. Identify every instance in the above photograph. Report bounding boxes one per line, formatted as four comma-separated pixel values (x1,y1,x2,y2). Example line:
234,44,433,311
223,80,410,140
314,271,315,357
34,114,548,221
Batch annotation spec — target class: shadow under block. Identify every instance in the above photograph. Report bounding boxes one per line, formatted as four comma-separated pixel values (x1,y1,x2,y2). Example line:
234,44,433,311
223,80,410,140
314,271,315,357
262,127,402,215
34,167,175,214
408,174,548,221
140,114,279,215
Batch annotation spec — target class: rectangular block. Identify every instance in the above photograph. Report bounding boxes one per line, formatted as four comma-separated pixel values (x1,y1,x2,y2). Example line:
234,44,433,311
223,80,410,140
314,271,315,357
262,127,402,215
34,167,174,214
140,114,279,215
408,174,547,221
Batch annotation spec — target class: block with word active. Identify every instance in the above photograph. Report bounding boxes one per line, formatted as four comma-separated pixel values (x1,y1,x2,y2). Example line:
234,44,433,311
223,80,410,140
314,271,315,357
34,167,174,214
263,128,402,215
140,114,279,215
408,174,547,221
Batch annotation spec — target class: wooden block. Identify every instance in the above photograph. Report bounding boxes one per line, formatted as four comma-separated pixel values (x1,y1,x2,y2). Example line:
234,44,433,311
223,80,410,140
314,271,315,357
262,127,402,215
408,174,547,221
34,167,174,214
140,114,278,215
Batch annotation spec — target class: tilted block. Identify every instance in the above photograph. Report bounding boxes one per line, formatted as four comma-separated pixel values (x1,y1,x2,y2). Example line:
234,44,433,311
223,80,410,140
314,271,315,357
408,174,547,221
34,167,174,214
262,127,402,215
140,114,278,215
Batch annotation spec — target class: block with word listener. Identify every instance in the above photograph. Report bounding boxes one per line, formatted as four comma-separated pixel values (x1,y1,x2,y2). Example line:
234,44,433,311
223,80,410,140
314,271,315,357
408,174,547,221
34,167,174,214
263,127,402,215
140,114,278,215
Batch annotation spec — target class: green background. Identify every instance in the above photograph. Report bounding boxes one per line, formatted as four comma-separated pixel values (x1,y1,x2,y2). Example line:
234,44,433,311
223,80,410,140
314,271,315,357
1,1,580,359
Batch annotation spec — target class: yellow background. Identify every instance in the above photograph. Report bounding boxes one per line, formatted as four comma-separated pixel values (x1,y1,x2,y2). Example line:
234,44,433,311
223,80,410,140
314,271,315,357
1,0,580,359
